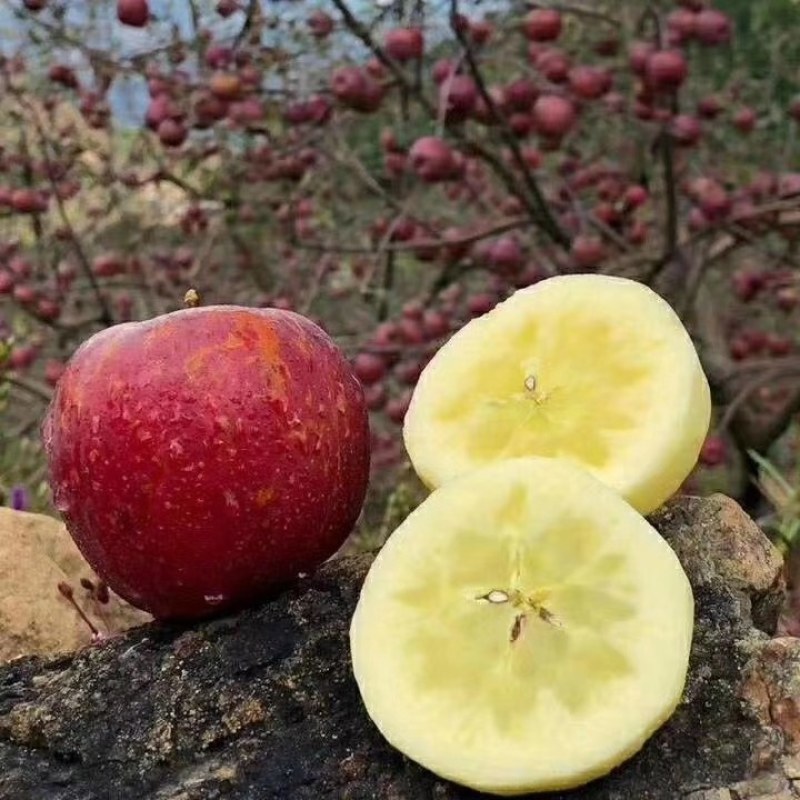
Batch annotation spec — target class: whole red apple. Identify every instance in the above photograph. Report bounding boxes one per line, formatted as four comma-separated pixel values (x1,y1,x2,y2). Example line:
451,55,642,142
384,27,424,62
43,307,370,619
533,94,576,138
646,49,688,91
523,9,562,41
117,0,149,27
408,136,459,182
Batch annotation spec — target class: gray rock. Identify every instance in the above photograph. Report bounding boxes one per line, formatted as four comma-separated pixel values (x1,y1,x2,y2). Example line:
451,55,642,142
0,495,797,800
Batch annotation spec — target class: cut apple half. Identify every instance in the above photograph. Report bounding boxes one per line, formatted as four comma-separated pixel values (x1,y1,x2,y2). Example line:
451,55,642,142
404,275,711,514
350,457,694,796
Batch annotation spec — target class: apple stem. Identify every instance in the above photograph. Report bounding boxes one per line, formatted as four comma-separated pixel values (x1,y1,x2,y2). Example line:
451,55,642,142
184,288,201,308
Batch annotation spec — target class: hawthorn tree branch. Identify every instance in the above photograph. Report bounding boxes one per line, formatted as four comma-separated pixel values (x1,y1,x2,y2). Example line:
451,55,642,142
8,92,114,327
288,217,529,255
331,0,568,250
3,374,53,403
449,0,569,247
526,2,621,27
659,129,680,263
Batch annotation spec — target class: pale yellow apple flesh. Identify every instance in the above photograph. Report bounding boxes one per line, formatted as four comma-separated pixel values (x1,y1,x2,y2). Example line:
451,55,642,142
403,275,711,514
350,458,694,796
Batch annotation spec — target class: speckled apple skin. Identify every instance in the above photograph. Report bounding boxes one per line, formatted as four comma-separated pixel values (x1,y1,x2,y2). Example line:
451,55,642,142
42,306,370,620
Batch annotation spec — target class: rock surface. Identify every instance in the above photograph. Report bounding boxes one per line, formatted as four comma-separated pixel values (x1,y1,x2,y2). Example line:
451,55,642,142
0,494,798,800
0,509,151,664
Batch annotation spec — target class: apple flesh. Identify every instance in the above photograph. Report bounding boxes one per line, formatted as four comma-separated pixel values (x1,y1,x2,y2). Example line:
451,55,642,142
43,306,370,620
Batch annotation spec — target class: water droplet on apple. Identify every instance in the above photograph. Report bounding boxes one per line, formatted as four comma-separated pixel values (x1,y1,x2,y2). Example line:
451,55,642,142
204,593,225,605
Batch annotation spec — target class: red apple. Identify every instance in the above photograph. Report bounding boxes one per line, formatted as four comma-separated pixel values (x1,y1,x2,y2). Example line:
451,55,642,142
695,9,733,45
697,95,724,119
44,360,66,386
432,58,459,85
504,78,539,111
216,0,239,17
12,284,37,305
523,9,562,41
533,94,576,138
43,307,370,619
386,391,412,424
699,435,726,467
534,47,571,82
157,118,188,147
408,136,459,182
467,293,497,316
568,66,612,100
470,19,493,45
666,9,697,41
421,310,450,339
117,0,149,27
385,27,424,62
733,107,757,134
439,75,477,120
11,188,48,214
629,41,655,75
0,270,14,294
362,383,386,412
353,352,386,385
670,114,703,146
488,236,524,272
331,67,384,113
646,50,688,91
624,184,649,209
307,10,334,38
9,345,38,370
571,234,606,268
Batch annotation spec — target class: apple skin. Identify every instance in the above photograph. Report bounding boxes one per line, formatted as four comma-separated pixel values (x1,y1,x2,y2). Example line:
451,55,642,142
42,306,370,620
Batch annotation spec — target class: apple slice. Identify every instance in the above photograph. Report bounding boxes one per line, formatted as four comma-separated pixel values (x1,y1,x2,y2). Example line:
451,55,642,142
350,457,694,796
404,275,710,514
